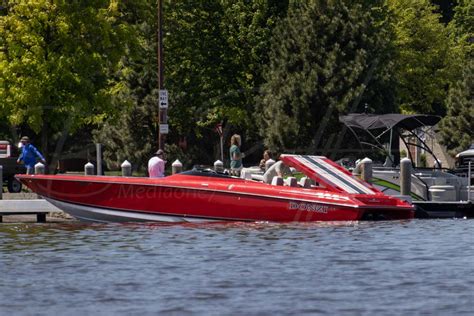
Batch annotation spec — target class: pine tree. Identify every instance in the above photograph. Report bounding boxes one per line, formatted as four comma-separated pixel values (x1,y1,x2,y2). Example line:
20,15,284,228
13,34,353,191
387,0,453,114
257,0,395,154
438,0,473,155
439,60,473,154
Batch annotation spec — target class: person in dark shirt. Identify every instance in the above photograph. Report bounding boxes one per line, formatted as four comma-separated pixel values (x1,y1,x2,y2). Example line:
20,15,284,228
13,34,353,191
17,136,46,174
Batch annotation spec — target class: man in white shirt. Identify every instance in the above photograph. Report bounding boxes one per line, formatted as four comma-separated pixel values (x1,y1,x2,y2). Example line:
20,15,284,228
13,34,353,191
148,149,166,178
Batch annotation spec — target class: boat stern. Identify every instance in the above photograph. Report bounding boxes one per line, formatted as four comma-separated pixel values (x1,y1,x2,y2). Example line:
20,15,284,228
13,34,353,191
354,194,415,220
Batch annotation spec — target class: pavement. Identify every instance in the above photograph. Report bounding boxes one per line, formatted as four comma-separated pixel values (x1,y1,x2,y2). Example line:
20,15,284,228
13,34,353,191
1,191,77,223
2,192,39,200
1,213,76,223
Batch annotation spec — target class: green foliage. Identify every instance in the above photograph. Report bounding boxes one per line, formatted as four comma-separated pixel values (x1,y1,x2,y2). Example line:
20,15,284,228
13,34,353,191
94,0,288,168
93,99,157,171
166,1,287,137
439,60,473,155
0,1,135,159
437,0,473,155
449,0,473,46
387,0,453,114
446,0,473,77
257,0,395,153
1,0,469,167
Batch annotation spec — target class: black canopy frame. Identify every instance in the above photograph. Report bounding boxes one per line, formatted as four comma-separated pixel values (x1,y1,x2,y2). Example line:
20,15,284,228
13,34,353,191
339,113,442,167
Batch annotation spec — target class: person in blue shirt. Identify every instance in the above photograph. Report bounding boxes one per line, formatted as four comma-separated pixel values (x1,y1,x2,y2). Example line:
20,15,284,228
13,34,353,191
17,136,46,174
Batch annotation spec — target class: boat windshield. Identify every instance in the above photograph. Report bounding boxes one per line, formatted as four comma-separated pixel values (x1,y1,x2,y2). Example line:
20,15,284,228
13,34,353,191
281,155,377,195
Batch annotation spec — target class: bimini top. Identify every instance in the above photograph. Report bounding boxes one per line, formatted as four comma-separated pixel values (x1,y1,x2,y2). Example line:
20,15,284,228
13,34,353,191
339,113,441,131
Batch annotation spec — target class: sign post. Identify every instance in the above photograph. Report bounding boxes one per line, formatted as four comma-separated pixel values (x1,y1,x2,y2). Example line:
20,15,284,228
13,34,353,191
158,89,168,149
157,0,166,150
216,123,223,162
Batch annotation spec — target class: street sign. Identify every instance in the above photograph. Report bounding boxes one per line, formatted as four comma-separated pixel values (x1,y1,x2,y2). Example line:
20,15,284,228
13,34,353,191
159,89,168,109
160,124,169,134
215,123,223,137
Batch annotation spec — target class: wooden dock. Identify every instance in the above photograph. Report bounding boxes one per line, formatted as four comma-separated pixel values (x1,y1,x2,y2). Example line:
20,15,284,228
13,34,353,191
0,199,62,222
414,201,474,219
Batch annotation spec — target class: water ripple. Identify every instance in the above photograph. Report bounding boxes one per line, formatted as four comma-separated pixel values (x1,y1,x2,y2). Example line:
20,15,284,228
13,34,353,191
0,219,473,315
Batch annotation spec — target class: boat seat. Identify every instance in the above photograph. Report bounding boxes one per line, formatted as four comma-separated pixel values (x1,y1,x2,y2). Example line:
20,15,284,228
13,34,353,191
285,177,298,187
299,177,311,188
242,171,252,180
271,176,284,186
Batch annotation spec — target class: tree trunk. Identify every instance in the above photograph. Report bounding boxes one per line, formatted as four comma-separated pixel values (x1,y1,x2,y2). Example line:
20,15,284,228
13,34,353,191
9,125,19,144
49,118,72,173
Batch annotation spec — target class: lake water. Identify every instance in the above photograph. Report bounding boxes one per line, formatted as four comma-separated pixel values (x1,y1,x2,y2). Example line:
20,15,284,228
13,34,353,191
1,219,473,315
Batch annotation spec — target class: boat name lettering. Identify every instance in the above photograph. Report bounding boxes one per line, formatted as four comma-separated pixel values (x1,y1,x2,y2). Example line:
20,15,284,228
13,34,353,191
289,201,329,213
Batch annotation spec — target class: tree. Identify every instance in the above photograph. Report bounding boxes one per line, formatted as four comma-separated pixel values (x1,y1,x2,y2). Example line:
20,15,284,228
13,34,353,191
449,0,473,42
438,1,473,154
0,1,134,167
447,0,473,63
387,0,453,114
257,0,396,154
92,0,160,170
94,0,289,168
438,60,473,154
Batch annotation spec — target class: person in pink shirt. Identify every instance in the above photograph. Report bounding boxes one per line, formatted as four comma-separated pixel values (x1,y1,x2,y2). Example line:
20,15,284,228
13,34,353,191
148,149,166,178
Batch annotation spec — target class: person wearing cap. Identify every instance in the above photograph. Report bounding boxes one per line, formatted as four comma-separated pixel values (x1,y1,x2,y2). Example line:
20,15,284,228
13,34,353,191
17,136,46,175
148,149,166,178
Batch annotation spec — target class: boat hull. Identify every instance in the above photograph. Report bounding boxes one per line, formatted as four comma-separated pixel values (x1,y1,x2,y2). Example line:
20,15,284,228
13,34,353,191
45,198,220,223
18,175,414,222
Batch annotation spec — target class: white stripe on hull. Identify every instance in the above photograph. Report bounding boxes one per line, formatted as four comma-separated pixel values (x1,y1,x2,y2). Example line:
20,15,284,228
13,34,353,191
45,198,219,223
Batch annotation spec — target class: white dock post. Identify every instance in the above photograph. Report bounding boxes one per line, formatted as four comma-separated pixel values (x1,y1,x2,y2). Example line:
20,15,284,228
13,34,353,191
360,157,373,182
35,162,45,175
172,159,183,174
121,160,132,177
85,162,95,175
400,158,412,196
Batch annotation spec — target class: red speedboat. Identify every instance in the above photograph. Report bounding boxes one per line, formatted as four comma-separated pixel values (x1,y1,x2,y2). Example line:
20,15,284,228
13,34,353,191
16,155,414,222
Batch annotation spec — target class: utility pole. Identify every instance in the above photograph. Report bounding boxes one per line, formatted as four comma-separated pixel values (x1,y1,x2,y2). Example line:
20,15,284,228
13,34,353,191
157,0,167,150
